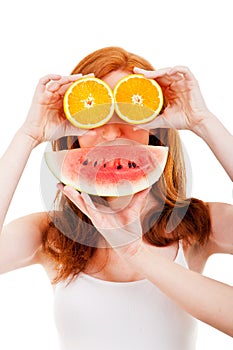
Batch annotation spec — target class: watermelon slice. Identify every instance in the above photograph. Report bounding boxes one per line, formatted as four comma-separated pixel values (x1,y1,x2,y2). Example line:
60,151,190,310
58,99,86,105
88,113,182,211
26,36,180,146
45,145,168,197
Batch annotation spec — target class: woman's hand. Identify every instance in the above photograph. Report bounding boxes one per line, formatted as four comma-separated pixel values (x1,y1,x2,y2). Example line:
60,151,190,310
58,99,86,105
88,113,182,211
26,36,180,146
134,66,211,132
58,184,151,258
21,74,88,145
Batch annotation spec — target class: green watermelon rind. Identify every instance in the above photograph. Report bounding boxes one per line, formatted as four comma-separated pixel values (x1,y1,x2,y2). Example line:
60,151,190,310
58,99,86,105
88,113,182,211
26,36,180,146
45,145,168,197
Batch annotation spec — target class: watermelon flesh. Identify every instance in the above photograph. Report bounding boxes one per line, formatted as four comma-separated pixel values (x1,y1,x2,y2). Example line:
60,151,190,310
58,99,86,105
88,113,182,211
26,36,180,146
45,145,168,197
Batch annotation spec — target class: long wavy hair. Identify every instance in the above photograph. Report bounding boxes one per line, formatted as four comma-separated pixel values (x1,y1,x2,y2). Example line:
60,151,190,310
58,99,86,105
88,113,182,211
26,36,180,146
42,47,211,283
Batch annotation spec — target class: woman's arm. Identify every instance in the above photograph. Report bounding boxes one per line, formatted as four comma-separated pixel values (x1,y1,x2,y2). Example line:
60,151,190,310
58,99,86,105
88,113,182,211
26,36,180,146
134,65,233,254
0,73,79,232
129,245,233,337
134,66,233,181
0,130,36,228
0,73,84,273
192,112,233,180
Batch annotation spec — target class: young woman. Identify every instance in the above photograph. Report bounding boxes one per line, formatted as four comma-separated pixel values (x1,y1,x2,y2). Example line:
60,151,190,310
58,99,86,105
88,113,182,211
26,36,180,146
0,47,232,349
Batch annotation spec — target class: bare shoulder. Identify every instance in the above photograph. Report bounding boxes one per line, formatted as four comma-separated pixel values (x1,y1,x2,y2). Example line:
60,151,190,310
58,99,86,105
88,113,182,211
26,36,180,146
184,202,233,272
3,211,50,240
0,212,51,274
207,202,233,254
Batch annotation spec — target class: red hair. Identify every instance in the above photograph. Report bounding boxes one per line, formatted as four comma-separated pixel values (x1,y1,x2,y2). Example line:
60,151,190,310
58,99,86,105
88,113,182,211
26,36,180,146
42,47,211,283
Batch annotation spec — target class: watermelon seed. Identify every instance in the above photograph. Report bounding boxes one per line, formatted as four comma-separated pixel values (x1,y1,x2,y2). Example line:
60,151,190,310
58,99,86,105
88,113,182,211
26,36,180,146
116,164,123,170
82,159,88,165
128,161,137,168
94,161,98,167
103,163,107,168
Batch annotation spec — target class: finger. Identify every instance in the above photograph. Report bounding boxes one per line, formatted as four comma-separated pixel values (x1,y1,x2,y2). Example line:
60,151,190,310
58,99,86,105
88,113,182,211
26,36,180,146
83,73,95,77
61,185,89,215
168,66,197,81
56,183,64,191
134,66,196,81
134,66,197,87
56,75,94,96
133,67,172,79
81,192,97,210
56,83,78,96
133,67,176,88
62,185,80,201
81,192,117,215
36,74,62,93
47,74,83,92
47,73,95,95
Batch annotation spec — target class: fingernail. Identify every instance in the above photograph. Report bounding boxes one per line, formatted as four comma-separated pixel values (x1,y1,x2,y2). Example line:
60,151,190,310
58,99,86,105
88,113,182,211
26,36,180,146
134,67,144,72
56,183,64,191
72,73,83,78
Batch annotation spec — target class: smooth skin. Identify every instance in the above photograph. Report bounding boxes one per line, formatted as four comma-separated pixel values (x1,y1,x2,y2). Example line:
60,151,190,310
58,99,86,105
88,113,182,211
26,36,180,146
0,68,232,338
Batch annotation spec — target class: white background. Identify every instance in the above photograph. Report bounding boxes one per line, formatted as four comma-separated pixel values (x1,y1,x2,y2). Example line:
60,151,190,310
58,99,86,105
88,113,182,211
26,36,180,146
0,0,232,349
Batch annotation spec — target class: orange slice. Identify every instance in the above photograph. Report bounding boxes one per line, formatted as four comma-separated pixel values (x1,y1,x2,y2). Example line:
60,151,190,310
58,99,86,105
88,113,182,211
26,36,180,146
64,77,114,129
113,74,163,124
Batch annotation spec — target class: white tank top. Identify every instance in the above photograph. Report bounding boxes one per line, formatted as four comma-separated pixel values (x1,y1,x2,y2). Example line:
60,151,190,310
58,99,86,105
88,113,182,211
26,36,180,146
54,244,197,350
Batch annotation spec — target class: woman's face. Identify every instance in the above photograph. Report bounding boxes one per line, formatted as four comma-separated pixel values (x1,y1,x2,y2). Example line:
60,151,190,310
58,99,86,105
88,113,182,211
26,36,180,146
78,70,150,148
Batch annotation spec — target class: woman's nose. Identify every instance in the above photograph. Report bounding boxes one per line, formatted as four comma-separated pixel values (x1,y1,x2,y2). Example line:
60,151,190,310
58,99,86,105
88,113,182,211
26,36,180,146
101,123,122,140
